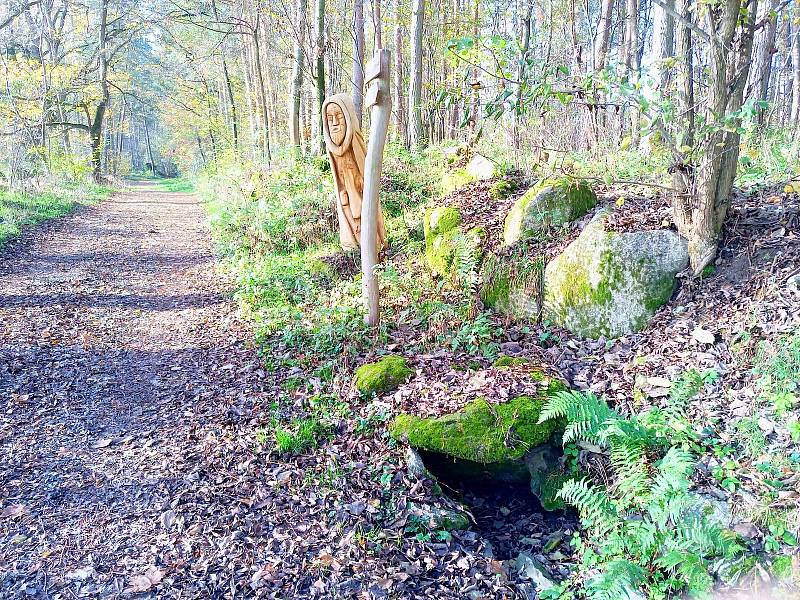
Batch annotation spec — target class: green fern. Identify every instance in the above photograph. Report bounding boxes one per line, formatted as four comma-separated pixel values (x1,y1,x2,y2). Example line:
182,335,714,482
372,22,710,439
539,389,619,444
558,478,620,535
542,390,742,599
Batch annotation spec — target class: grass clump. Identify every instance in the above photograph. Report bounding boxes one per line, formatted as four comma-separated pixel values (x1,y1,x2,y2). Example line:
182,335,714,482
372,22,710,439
274,418,329,455
0,184,112,249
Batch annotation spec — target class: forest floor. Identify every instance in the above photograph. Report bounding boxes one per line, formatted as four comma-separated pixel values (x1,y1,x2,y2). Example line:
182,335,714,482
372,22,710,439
2,179,800,600
0,183,519,600
0,183,275,598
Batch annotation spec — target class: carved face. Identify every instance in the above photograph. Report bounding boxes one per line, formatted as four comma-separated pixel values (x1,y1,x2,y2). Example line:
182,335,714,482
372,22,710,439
326,103,346,146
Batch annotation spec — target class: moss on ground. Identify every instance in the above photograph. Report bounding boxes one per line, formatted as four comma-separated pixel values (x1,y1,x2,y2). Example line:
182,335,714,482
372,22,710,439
493,355,532,368
354,355,414,394
390,380,566,464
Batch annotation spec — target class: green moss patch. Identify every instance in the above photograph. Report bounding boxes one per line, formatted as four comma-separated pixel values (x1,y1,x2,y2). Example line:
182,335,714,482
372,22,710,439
354,355,414,394
504,177,597,246
480,251,545,320
390,385,565,464
493,355,532,368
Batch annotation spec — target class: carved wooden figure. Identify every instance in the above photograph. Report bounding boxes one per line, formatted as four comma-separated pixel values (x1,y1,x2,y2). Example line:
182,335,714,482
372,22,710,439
322,93,386,251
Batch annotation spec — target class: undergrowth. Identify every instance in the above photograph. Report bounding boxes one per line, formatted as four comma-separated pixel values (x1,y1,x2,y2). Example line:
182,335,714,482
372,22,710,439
0,183,113,248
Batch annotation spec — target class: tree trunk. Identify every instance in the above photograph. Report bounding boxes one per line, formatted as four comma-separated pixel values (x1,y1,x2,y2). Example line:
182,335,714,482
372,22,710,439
594,0,614,71
623,0,640,146
353,0,366,125
393,0,407,145
748,0,779,124
211,0,239,152
290,0,307,154
90,0,109,182
792,9,800,122
315,0,327,155
373,0,383,48
408,0,425,148
673,0,759,273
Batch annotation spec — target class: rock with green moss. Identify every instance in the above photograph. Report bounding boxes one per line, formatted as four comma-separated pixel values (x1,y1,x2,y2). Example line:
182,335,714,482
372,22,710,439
771,555,795,581
354,355,414,394
544,213,688,339
504,178,598,245
441,168,475,195
423,206,483,276
408,502,471,532
390,391,564,465
480,251,545,320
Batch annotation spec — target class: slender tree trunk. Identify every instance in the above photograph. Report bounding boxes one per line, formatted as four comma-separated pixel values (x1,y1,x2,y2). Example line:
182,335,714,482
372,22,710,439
353,0,366,125
393,0,407,144
315,0,327,155
594,0,614,71
408,0,425,147
290,0,307,154
90,0,109,182
792,10,800,123
211,0,239,151
373,0,383,48
623,0,640,146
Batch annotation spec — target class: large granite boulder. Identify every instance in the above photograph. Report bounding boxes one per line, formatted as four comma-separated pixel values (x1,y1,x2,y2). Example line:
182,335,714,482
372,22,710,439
544,213,689,339
504,178,597,245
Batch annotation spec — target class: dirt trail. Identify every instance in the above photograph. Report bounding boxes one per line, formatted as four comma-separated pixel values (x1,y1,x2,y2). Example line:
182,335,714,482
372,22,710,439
0,182,269,598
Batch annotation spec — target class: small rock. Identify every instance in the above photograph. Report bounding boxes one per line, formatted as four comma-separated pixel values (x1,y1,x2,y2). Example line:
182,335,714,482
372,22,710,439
499,341,523,355
733,521,760,539
514,552,555,590
405,448,428,478
757,417,775,435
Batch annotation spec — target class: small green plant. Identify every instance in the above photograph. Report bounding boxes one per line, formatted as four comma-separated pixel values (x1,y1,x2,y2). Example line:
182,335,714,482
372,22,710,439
538,390,743,599
734,417,767,457
448,311,500,357
274,417,329,455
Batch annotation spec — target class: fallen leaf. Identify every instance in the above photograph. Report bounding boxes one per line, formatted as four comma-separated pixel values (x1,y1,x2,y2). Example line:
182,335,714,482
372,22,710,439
691,326,716,345
1,504,27,519
91,438,114,449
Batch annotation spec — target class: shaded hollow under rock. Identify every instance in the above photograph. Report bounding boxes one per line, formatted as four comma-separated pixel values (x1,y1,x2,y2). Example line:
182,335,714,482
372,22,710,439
419,450,578,562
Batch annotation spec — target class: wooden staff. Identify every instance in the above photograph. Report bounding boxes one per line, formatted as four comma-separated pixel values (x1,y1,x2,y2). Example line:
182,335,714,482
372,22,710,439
361,49,391,326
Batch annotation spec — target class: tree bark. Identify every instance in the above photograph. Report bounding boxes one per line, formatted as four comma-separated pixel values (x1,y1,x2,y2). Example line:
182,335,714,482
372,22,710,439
353,0,366,125
393,0,407,144
315,0,327,155
673,0,759,273
290,0,307,154
211,0,239,152
90,0,109,182
593,0,614,71
408,0,425,148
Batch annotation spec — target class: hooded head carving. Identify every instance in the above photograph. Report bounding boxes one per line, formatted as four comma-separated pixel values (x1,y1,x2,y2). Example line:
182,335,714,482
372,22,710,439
322,94,386,251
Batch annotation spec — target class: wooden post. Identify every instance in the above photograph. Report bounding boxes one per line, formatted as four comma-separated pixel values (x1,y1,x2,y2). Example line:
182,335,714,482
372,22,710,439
361,49,391,326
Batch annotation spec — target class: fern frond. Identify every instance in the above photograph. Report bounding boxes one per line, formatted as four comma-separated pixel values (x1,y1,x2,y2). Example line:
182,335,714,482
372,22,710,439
539,390,619,444
609,438,651,508
586,559,648,600
558,478,620,535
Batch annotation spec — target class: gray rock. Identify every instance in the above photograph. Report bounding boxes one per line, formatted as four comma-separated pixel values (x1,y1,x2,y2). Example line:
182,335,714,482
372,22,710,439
543,213,689,339
466,154,497,180
504,178,597,245
405,447,428,478
514,552,555,590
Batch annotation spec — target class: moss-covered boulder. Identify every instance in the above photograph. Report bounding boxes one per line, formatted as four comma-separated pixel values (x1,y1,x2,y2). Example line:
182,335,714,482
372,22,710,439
504,178,597,245
390,392,563,464
480,251,545,320
544,213,688,339
423,206,483,276
354,355,414,394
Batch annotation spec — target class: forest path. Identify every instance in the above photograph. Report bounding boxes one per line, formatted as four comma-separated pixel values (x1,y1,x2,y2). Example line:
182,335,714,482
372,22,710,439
0,182,270,598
